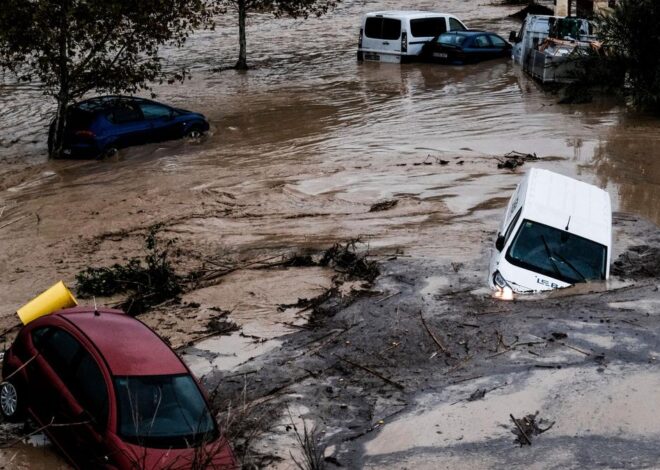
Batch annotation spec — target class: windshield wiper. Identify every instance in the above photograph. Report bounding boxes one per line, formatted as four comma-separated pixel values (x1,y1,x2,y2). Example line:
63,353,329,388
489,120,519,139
552,251,587,283
540,235,562,278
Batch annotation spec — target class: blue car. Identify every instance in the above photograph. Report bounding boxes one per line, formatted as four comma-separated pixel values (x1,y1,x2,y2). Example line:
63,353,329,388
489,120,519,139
48,96,210,158
420,31,512,64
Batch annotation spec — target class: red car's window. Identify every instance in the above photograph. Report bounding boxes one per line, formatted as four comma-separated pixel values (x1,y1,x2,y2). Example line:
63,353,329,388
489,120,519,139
32,327,109,429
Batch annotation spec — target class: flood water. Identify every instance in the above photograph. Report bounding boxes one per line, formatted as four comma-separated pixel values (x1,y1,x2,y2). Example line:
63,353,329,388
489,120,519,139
1,0,660,467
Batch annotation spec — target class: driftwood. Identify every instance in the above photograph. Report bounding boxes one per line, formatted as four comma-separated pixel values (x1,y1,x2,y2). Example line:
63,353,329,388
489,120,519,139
334,355,405,390
419,311,451,357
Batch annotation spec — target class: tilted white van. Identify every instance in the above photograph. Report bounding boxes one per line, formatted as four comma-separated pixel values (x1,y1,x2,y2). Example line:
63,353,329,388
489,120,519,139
489,168,612,294
357,11,468,63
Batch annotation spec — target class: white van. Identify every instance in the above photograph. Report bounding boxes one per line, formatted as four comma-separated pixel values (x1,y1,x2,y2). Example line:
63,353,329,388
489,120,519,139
509,15,592,65
358,11,468,63
489,169,612,294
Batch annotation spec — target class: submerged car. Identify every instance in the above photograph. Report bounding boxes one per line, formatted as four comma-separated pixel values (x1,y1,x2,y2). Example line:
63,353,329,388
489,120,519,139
0,307,236,469
48,96,210,158
489,168,612,294
420,31,512,64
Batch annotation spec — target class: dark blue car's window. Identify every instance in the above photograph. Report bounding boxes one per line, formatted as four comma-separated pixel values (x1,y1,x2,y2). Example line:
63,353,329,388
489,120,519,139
139,103,172,120
474,35,491,48
437,34,466,46
489,35,507,47
67,109,95,129
107,104,142,124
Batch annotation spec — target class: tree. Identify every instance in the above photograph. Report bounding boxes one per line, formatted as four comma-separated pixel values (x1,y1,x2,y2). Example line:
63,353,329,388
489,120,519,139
596,0,660,110
0,0,214,157
218,0,339,70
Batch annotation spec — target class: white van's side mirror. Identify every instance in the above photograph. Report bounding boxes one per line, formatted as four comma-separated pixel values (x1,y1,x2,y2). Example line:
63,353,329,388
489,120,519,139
509,31,518,43
495,234,505,252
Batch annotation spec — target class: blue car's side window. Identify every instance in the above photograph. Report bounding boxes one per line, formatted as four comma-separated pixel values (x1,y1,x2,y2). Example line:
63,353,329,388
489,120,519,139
139,103,172,120
107,104,142,124
474,36,491,48
489,35,507,47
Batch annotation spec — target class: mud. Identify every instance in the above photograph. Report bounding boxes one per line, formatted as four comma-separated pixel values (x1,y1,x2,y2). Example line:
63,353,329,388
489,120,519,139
2,0,660,467
205,215,660,469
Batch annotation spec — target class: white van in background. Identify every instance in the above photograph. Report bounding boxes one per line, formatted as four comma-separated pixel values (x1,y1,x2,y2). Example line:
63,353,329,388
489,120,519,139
358,11,468,63
489,168,612,294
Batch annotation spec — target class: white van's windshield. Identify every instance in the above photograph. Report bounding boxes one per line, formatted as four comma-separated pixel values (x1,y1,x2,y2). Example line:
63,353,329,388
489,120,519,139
506,220,607,284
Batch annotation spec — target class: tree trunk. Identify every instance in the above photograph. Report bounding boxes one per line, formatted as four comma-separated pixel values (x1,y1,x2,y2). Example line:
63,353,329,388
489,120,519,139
50,97,69,158
235,0,248,70
50,0,70,158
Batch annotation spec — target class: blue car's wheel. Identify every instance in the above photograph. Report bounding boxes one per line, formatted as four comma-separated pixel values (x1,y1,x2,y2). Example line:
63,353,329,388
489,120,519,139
185,126,205,140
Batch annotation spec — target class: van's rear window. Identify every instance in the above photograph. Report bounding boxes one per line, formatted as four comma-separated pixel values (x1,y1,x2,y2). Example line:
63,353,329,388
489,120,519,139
365,17,401,40
410,18,447,37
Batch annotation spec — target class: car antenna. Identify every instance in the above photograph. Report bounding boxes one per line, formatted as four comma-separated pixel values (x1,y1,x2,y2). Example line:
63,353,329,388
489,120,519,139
93,296,100,316
565,216,571,231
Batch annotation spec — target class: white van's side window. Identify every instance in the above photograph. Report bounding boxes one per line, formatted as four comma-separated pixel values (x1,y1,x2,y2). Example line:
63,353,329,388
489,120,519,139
365,17,401,40
449,18,467,31
410,18,447,37
504,208,522,243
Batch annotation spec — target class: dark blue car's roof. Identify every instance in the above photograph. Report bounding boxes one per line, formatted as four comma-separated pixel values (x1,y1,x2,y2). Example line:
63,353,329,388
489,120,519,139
75,95,154,113
441,30,494,37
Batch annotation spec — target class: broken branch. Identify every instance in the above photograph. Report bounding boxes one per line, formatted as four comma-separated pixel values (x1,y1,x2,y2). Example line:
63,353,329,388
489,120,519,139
419,311,451,357
334,355,405,390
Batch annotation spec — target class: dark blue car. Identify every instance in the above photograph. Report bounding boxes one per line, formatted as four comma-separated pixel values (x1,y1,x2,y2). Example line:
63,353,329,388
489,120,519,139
48,96,210,158
421,31,512,64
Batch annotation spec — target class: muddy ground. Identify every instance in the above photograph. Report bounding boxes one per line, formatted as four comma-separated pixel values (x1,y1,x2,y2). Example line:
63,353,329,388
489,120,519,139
1,0,660,468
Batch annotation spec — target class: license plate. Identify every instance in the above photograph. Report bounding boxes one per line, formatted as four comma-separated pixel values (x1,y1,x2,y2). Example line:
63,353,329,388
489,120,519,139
364,53,380,61
433,52,448,59
63,149,72,155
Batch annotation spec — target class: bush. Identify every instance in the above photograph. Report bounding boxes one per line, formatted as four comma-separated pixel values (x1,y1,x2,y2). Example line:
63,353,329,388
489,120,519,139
76,226,182,315
596,0,660,110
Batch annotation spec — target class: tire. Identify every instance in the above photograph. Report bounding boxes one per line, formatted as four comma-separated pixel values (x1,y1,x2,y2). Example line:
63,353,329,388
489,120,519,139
0,380,24,423
185,126,204,140
100,147,118,159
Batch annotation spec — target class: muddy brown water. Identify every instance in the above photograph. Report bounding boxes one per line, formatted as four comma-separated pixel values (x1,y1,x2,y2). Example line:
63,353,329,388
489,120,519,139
1,0,660,467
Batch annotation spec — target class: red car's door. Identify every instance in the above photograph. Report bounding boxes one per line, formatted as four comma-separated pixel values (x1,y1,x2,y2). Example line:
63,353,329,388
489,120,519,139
29,326,110,467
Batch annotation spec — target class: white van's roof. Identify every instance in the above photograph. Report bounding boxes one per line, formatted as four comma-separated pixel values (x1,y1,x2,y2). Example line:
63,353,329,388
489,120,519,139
522,169,611,247
365,11,458,20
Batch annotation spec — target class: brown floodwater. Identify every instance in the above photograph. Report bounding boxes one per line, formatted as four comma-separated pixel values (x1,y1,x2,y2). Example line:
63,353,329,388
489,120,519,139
1,0,660,467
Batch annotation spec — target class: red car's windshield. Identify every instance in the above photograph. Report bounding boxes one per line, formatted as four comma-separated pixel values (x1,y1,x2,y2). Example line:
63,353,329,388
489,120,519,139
114,374,217,448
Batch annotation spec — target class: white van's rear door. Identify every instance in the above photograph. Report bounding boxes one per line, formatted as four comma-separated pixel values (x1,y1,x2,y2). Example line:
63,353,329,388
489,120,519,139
361,16,402,63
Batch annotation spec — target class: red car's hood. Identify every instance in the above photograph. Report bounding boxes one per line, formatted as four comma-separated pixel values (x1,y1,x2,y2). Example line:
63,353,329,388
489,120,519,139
111,436,237,470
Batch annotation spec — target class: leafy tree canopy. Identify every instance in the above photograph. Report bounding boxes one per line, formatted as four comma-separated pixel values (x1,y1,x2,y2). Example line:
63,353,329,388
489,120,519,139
0,0,214,155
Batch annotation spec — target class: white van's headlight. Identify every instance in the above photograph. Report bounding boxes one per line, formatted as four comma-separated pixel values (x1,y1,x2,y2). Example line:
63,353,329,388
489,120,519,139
493,271,514,300
493,271,510,289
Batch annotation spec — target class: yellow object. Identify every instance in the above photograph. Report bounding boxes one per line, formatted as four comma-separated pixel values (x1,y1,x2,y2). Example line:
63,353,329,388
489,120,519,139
17,281,78,325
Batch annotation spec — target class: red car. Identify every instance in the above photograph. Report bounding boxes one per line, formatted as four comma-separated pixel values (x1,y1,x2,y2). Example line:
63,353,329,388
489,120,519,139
0,307,237,469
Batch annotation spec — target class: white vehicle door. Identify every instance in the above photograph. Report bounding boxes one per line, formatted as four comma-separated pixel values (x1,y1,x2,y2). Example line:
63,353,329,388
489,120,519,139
362,16,402,62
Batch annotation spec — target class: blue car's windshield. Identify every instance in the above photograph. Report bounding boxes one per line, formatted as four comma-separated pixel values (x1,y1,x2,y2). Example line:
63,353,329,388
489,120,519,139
506,220,607,284
114,374,217,448
437,33,466,46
